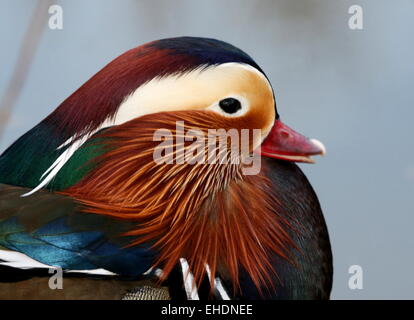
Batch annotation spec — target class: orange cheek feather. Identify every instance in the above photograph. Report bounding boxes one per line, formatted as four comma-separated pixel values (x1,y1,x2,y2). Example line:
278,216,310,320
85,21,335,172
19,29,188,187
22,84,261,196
61,110,295,294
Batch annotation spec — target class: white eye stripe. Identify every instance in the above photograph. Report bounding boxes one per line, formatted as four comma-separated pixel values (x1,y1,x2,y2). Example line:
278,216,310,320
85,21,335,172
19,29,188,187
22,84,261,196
24,62,272,196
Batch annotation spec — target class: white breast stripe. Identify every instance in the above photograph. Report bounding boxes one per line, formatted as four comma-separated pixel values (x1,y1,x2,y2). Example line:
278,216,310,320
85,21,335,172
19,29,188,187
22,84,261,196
143,267,164,278
213,277,231,300
180,258,199,300
205,264,231,300
0,250,116,275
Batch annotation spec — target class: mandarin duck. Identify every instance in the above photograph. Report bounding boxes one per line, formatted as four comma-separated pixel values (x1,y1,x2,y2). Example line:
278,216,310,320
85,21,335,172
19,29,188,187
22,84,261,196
0,37,332,300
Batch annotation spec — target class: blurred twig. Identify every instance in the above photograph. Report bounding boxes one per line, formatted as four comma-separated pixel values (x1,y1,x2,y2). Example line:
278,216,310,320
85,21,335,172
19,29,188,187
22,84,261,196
0,0,53,141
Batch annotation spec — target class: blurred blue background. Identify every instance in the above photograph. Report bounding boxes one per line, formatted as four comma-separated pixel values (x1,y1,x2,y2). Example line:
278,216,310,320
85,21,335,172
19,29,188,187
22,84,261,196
1,0,413,299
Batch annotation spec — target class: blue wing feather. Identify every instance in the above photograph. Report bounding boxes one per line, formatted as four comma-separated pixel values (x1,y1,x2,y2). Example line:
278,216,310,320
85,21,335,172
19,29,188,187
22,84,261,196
0,185,156,277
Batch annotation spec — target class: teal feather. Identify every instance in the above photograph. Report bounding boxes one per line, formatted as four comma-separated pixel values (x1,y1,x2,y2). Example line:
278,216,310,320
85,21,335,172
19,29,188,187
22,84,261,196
0,184,156,276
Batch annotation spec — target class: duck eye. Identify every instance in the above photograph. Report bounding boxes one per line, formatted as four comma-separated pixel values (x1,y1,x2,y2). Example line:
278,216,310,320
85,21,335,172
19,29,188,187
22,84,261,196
219,98,242,114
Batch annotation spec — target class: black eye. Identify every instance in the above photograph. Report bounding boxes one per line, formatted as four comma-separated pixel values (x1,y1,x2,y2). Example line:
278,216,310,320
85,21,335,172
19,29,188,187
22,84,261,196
219,98,242,114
